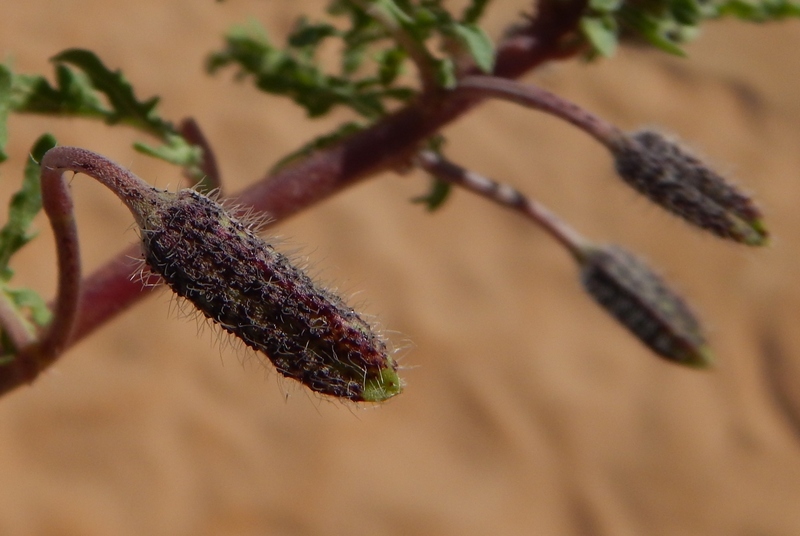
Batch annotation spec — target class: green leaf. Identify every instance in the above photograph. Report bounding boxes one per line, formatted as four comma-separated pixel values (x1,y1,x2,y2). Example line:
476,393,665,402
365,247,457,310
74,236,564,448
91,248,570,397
580,16,619,57
670,0,703,25
209,21,413,119
434,58,457,89
288,18,339,48
134,133,202,168
370,0,414,25
376,47,407,85
0,65,11,163
134,133,204,183
52,49,171,134
589,0,622,12
449,23,495,73
5,287,52,326
0,134,56,278
461,0,491,24
617,6,688,56
413,175,452,211
715,0,800,20
10,67,109,119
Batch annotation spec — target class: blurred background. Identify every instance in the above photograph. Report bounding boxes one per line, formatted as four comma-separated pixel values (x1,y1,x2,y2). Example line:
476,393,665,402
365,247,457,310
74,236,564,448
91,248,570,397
1,1,799,534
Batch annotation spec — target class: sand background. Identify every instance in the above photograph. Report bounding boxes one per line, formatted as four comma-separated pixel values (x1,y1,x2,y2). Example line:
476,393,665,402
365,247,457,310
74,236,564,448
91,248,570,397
1,2,800,534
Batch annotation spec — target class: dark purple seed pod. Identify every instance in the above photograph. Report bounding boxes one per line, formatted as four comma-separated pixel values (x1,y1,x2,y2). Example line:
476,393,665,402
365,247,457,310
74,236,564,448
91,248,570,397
580,245,712,367
131,188,402,402
613,129,767,246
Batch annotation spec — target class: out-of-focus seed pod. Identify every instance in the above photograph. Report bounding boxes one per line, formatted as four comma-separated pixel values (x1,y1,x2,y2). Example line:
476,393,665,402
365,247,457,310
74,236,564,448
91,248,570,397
580,245,712,367
613,129,767,246
132,188,402,402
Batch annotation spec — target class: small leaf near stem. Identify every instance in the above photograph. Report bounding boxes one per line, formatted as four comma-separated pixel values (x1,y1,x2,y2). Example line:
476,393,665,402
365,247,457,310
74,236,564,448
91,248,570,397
0,134,57,277
353,0,441,92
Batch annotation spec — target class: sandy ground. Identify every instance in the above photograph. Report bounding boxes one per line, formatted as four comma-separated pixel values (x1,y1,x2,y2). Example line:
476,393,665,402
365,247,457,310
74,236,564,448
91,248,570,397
1,2,799,535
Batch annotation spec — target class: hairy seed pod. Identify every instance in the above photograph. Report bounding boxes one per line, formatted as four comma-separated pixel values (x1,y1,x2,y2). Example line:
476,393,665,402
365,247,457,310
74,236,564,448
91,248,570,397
613,129,767,245
580,245,712,367
131,188,402,402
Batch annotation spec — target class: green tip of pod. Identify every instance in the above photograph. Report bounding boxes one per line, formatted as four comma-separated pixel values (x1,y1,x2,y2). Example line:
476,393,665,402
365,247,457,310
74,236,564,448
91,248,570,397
361,366,404,402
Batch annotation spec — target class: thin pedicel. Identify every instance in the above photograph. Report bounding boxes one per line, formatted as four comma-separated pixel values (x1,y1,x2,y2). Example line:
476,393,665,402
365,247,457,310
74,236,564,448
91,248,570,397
417,150,711,367
456,75,768,245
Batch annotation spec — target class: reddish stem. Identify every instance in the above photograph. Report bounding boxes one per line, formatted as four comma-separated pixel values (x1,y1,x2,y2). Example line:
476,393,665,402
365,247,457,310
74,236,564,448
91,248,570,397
0,148,161,395
416,150,590,259
179,118,223,193
455,75,624,148
0,0,589,397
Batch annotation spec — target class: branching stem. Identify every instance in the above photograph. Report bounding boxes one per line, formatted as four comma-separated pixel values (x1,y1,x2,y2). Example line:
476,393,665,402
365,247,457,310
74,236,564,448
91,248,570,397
0,0,589,397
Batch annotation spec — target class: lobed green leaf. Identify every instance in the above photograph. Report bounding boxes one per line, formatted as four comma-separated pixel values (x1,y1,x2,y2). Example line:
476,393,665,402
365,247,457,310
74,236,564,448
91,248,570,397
0,134,56,279
52,49,172,135
134,134,205,184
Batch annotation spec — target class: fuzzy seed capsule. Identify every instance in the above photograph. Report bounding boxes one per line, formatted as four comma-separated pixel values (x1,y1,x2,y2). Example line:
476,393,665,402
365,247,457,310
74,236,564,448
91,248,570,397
132,188,402,402
580,245,712,367
613,129,767,245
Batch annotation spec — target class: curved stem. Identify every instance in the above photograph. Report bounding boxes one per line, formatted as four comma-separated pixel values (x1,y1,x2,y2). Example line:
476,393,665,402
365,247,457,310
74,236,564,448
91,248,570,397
36,161,81,363
455,75,625,148
40,147,160,224
3,147,161,392
415,150,590,260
